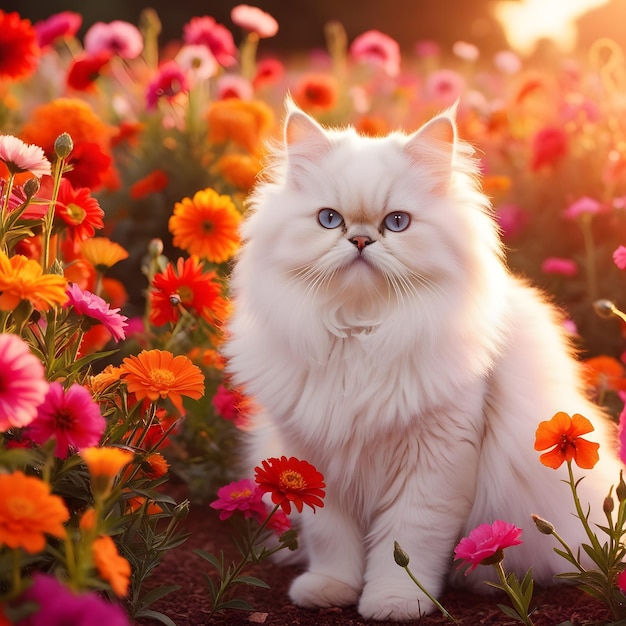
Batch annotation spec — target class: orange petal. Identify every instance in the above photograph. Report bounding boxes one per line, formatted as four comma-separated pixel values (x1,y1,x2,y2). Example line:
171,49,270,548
573,439,600,469
534,412,572,451
539,447,566,469
569,413,595,438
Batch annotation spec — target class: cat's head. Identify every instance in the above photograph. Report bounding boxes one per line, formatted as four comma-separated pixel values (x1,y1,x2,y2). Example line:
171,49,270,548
239,99,503,338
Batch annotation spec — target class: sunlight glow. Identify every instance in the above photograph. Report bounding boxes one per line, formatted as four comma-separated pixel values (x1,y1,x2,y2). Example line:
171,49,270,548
493,0,610,55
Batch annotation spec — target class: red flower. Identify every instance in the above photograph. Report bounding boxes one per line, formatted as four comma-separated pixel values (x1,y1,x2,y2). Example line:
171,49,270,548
254,456,325,515
0,11,40,81
149,256,224,327
67,52,111,91
66,141,114,190
530,126,568,171
55,179,105,242
129,169,169,199
454,520,523,573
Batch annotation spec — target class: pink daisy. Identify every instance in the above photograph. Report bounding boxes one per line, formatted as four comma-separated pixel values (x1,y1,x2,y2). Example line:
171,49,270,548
0,135,51,177
25,382,106,458
65,283,128,342
0,333,49,432
349,30,401,77
34,11,82,49
84,20,143,60
613,245,626,270
209,478,266,521
231,4,278,39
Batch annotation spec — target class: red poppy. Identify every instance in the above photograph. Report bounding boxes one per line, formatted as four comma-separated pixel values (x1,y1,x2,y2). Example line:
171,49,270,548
149,256,224,327
254,456,325,515
66,52,111,91
534,411,600,470
293,73,338,111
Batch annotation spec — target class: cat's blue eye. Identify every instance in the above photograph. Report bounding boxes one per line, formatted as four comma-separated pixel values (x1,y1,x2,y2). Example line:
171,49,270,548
318,208,344,229
383,212,411,232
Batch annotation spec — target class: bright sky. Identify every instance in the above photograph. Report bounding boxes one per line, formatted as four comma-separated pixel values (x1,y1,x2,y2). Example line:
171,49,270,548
493,0,611,54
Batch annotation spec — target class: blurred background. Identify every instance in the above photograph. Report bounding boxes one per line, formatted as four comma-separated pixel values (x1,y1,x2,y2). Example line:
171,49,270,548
7,0,626,59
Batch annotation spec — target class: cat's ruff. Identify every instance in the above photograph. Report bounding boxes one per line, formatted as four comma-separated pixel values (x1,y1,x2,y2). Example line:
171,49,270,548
223,99,621,621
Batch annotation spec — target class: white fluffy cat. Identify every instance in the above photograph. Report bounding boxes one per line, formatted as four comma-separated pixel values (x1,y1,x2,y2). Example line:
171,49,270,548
223,98,621,621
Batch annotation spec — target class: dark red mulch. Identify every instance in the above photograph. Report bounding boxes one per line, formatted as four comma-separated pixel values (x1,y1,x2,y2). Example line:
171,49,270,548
138,486,613,626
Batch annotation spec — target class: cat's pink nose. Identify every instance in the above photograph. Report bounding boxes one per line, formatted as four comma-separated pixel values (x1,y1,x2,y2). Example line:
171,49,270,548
349,235,372,251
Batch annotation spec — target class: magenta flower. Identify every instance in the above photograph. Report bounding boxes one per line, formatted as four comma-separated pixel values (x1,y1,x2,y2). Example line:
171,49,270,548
265,508,291,535
84,20,143,60
34,11,82,49
146,61,189,110
20,573,130,626
618,391,626,466
25,382,105,458
183,16,237,67
564,196,603,220
613,245,626,270
454,520,523,573
65,283,128,342
0,135,51,177
349,30,401,77
424,69,466,106
253,57,284,89
531,126,568,171
541,257,578,277
0,333,48,432
231,4,278,39
495,203,528,240
414,40,440,59
209,478,266,521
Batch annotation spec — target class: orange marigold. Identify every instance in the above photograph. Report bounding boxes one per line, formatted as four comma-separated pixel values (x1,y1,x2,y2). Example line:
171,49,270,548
207,98,274,152
0,471,69,553
534,411,600,470
119,349,205,413
92,535,131,596
582,355,626,393
169,188,242,263
0,250,68,311
81,236,129,270
81,446,134,478
217,153,260,191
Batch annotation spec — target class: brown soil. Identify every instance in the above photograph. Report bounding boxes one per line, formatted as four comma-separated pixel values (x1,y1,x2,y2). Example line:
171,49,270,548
138,487,614,626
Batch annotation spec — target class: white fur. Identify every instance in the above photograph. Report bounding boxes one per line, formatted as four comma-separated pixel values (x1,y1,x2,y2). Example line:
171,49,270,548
223,101,621,621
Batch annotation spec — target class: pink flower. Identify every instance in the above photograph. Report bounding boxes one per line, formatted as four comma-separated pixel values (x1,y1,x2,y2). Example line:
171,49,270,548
21,573,130,626
618,391,626,467
541,257,578,277
212,384,251,428
146,61,189,110
424,69,465,106
613,245,626,270
531,127,568,171
495,203,528,240
231,4,278,39
84,20,143,60
452,40,479,62
265,508,292,535
183,16,237,67
564,196,602,220
493,50,521,74
0,333,48,432
618,569,626,594
0,135,51,177
414,40,440,58
454,520,523,573
65,283,128,342
34,11,82,49
349,30,400,77
216,74,253,100
174,45,218,81
209,478,266,521
26,382,105,458
253,57,284,89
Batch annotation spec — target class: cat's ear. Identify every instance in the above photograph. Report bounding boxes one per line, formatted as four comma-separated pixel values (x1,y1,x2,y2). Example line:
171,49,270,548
284,97,331,158
405,105,457,192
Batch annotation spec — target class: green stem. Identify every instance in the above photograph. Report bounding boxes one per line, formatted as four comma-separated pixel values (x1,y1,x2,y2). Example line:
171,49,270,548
41,156,66,270
493,561,535,626
402,564,459,623
567,461,603,556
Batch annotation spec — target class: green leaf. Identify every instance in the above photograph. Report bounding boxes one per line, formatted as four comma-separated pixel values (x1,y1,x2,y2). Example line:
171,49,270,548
497,603,526,622
216,598,255,611
193,548,224,572
232,575,271,589
135,584,180,609
133,609,177,626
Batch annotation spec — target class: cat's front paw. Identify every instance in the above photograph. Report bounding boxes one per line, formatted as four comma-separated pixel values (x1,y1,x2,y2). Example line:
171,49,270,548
358,586,435,621
289,572,360,608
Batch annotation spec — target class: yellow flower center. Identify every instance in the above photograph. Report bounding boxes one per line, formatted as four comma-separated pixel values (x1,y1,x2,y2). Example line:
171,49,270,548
279,470,306,491
66,202,87,225
230,488,252,500
177,286,194,304
149,368,176,388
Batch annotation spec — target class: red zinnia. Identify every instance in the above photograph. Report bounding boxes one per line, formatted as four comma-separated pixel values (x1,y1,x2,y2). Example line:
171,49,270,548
0,11,40,81
149,256,224,327
254,456,325,515
55,178,105,242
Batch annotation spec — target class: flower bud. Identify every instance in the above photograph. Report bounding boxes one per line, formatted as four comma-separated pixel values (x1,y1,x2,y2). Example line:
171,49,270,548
393,541,410,567
616,471,626,503
604,493,615,515
54,132,74,159
23,177,40,198
173,499,190,521
169,293,181,306
279,529,298,551
148,238,164,257
531,514,555,535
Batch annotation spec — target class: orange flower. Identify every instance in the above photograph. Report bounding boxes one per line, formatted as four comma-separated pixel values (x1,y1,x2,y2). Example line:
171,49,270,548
81,237,129,270
0,250,68,311
81,446,134,478
141,452,169,479
355,115,389,137
169,188,242,263
207,98,274,152
534,412,600,469
126,494,163,515
119,349,205,413
0,471,69,553
254,456,326,515
217,153,260,191
92,535,131,596
129,169,169,199
89,364,122,394
293,73,338,111
79,508,96,531
582,355,626,393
